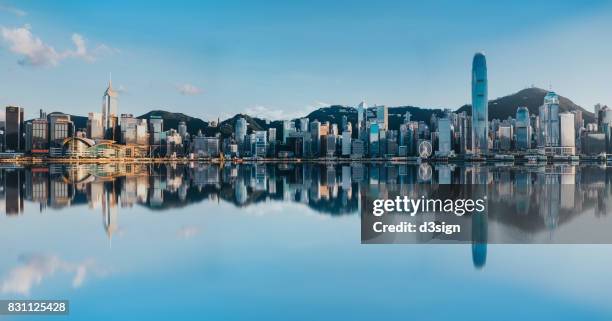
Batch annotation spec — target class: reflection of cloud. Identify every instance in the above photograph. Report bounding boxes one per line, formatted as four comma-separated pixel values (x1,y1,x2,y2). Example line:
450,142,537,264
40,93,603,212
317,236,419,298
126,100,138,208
243,101,328,121
177,226,200,239
1,254,106,296
177,83,202,96
0,25,116,67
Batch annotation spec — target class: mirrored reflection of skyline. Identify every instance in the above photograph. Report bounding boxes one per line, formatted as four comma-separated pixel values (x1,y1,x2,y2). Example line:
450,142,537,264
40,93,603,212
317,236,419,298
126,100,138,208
1,163,611,225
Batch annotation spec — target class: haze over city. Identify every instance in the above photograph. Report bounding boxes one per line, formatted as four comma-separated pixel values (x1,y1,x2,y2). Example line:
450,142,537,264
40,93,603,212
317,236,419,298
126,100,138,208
1,0,612,121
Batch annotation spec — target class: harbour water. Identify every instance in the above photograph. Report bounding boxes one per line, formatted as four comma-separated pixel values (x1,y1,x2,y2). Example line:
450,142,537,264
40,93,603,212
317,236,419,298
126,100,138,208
1,163,611,320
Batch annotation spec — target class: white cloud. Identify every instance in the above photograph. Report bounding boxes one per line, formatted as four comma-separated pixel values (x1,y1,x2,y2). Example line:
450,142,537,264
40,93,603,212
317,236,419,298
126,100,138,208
0,4,26,17
1,254,106,296
243,101,329,121
177,83,202,96
0,25,115,67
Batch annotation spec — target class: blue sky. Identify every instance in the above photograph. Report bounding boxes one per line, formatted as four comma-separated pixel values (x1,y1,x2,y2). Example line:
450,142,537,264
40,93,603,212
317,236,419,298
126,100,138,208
1,0,612,121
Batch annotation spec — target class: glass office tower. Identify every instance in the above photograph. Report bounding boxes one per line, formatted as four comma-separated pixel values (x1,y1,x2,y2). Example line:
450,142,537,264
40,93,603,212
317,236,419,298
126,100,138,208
471,52,488,155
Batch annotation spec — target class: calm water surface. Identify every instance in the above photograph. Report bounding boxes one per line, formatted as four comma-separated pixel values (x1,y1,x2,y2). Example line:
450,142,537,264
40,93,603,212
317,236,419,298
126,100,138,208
0,163,611,320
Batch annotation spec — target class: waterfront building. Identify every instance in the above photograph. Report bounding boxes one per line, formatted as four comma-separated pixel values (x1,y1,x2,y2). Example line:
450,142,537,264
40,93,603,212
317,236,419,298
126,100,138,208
254,131,267,157
582,133,606,155
369,123,380,158
515,107,530,150
165,129,183,157
268,128,277,142
309,120,321,157
559,112,576,155
120,114,138,144
148,116,164,156
538,91,560,149
25,118,49,154
4,106,24,152
282,120,295,143
497,124,512,151
235,117,247,144
351,139,365,158
342,130,351,156
376,105,388,130
135,119,148,145
178,121,188,139
436,118,451,156
471,52,488,155
298,118,309,132
48,113,74,157
87,112,104,140
192,134,220,157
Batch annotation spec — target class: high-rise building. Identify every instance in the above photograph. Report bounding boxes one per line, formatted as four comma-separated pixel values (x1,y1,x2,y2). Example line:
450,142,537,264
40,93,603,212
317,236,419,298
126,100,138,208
357,101,366,139
437,118,451,156
341,130,351,156
538,91,560,148
471,52,488,155
515,107,531,150
235,117,247,144
178,121,188,139
298,118,309,132
268,128,277,142
48,113,74,157
559,112,576,155
25,117,49,154
102,77,118,139
369,123,380,157
120,114,138,144
309,120,321,157
254,131,267,157
497,124,512,151
376,105,388,130
148,116,164,156
282,120,295,143
135,119,148,145
4,106,24,152
87,112,104,140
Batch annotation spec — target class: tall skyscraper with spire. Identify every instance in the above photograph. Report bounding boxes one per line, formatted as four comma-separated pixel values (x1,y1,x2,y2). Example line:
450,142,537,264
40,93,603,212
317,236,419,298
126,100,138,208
102,74,118,139
471,52,488,155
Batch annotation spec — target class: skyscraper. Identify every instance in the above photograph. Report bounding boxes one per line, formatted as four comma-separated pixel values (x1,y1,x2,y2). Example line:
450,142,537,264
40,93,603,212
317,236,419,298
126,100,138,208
559,112,576,155
471,52,488,155
515,106,531,150
4,106,24,152
436,118,451,156
235,117,247,144
376,105,388,130
538,91,560,148
357,101,366,140
87,112,104,140
102,76,118,139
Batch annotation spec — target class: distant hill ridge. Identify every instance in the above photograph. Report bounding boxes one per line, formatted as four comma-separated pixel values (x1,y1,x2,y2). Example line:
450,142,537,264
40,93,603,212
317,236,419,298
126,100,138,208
49,87,594,136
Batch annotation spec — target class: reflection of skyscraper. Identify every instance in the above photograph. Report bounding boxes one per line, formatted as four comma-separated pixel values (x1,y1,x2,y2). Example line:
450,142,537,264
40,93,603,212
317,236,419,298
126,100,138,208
4,170,23,215
471,53,488,155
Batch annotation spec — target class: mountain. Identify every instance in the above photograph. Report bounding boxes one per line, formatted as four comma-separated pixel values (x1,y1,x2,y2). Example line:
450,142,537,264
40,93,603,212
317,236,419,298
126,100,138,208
456,87,595,123
46,87,594,136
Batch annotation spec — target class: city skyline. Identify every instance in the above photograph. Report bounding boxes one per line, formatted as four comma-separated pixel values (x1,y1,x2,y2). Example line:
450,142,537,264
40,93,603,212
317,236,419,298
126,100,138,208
1,1,612,121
